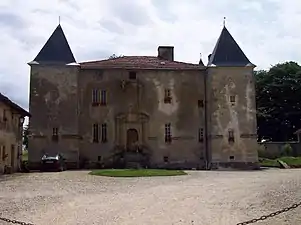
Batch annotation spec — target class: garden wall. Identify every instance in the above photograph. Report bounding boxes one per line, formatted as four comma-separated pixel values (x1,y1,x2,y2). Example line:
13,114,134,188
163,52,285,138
258,141,301,159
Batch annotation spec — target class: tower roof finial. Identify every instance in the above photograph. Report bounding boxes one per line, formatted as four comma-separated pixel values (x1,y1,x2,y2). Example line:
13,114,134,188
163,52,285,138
223,17,226,27
59,16,61,25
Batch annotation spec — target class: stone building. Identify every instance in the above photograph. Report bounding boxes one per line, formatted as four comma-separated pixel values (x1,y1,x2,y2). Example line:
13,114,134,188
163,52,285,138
28,24,258,170
0,93,30,174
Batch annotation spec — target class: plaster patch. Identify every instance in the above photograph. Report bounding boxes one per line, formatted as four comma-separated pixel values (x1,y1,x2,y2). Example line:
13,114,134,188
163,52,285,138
153,78,178,115
245,79,254,121
38,67,77,105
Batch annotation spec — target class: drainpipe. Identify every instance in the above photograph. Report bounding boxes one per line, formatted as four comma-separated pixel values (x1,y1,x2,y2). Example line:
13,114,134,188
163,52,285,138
204,68,210,170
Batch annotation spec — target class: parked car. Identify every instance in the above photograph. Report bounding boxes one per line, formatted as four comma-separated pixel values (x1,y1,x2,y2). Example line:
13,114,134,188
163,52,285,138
40,153,66,172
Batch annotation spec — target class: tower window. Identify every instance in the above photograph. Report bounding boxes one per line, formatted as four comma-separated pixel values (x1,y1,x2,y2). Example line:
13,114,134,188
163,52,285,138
228,129,234,144
198,128,204,143
129,71,137,80
52,127,59,142
165,123,172,143
230,95,236,103
164,89,172,103
93,123,99,143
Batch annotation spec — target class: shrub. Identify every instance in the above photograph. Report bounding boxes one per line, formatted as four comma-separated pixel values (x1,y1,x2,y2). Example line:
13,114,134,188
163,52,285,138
280,144,293,157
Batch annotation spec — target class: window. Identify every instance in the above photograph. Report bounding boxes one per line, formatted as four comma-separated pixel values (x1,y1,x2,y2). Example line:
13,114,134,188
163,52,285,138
92,89,99,106
100,90,107,105
198,128,204,143
230,95,236,103
165,123,172,143
198,100,204,108
163,156,169,163
52,128,59,142
2,145,6,161
228,129,234,144
93,123,99,143
101,123,107,143
229,155,235,160
92,89,107,106
129,71,137,80
164,89,172,103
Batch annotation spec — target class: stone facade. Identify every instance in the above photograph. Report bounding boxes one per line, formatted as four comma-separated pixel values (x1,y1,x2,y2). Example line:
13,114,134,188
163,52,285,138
0,94,29,174
28,25,259,170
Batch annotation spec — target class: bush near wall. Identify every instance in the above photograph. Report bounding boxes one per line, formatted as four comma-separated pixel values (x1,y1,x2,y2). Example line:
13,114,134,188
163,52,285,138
258,143,294,159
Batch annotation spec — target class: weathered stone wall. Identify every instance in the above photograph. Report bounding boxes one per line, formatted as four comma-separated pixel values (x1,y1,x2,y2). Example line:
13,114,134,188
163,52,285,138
206,67,258,168
0,102,23,173
28,64,80,166
78,68,206,168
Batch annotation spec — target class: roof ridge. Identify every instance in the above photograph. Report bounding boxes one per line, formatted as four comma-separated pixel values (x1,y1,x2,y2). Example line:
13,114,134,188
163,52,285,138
80,56,199,65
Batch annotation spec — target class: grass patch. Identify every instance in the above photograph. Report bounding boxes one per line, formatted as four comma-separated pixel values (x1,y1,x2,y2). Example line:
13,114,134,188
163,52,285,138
280,157,301,167
260,156,301,168
260,158,280,167
89,169,187,177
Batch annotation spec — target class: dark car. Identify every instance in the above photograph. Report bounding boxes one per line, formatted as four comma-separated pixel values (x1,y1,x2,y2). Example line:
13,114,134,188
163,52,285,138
40,153,66,172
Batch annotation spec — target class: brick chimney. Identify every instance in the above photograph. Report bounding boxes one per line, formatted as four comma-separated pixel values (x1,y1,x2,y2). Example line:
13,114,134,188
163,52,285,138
158,46,174,61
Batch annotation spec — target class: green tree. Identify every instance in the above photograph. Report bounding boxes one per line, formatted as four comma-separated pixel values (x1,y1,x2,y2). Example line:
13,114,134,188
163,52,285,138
23,125,29,149
256,61,301,141
109,54,123,59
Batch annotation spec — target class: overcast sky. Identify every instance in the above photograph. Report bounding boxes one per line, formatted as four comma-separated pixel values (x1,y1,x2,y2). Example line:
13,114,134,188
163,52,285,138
0,0,301,111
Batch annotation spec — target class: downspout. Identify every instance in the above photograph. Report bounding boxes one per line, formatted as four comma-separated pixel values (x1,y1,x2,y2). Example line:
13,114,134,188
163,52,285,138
204,67,210,170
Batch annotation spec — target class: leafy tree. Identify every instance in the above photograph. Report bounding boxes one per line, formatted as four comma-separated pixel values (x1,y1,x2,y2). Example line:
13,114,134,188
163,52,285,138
256,61,301,141
109,54,123,59
23,125,29,149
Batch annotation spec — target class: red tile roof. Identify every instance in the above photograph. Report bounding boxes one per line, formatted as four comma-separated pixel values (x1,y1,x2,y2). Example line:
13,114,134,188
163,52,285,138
80,56,203,70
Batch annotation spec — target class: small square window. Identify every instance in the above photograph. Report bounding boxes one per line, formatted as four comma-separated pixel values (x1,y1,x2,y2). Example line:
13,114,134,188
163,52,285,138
98,156,102,161
229,156,235,160
163,156,169,163
129,71,137,80
198,100,204,108
230,95,236,103
198,128,204,143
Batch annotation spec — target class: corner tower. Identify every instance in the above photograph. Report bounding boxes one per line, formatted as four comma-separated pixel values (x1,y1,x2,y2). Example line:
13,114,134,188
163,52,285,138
28,24,80,168
206,25,258,169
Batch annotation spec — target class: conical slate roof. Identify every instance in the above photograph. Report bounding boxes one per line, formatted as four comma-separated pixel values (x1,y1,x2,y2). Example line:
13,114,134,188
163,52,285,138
33,25,76,64
208,26,252,67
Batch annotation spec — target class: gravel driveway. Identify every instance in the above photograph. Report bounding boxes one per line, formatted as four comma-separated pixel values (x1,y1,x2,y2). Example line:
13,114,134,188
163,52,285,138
0,169,301,225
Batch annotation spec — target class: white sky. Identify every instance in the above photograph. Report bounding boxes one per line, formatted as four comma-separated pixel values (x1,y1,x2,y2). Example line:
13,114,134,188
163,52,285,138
0,0,301,112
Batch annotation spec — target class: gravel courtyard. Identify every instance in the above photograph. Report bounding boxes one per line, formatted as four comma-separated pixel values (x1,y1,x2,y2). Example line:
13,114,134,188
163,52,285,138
1,169,301,225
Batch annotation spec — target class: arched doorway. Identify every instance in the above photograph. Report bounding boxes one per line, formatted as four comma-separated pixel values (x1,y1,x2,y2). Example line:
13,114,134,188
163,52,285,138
126,128,138,150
